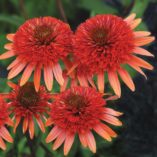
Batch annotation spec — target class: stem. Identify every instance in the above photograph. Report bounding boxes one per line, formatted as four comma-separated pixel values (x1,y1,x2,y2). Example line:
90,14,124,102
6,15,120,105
56,0,68,23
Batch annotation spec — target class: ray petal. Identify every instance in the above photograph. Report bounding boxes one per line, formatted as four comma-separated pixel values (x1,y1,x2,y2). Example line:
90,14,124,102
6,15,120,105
44,64,53,91
4,43,13,50
35,116,45,133
124,13,136,24
45,118,54,127
86,131,96,153
78,75,88,87
108,71,121,97
135,37,155,46
103,108,123,117
79,133,87,147
0,51,15,59
20,63,35,86
7,57,21,70
34,64,42,92
133,47,154,57
29,118,35,139
64,134,75,156
130,18,142,29
23,116,29,133
118,68,135,91
6,34,15,41
0,126,13,143
53,63,64,86
14,116,21,133
97,72,105,93
134,31,151,38
0,137,6,150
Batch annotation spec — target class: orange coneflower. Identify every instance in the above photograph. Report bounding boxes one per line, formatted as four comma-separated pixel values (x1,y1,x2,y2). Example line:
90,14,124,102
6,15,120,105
72,13,155,97
7,82,51,139
0,97,13,150
46,86,122,155
0,17,73,91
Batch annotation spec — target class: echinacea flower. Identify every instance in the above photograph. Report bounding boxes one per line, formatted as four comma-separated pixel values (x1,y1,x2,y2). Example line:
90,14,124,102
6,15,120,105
72,13,155,97
0,97,13,150
7,82,51,139
46,86,122,155
0,17,73,91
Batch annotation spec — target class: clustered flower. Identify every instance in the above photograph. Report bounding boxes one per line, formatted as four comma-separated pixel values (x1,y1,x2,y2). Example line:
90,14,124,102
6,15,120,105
0,13,155,155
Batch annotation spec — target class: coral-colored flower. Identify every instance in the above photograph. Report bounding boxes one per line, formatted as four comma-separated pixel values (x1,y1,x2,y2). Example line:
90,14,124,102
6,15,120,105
72,13,155,97
46,86,122,155
0,97,13,150
0,17,73,91
7,82,51,139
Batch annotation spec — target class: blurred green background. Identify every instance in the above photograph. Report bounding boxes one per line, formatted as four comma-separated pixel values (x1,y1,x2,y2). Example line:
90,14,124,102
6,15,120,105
0,0,157,157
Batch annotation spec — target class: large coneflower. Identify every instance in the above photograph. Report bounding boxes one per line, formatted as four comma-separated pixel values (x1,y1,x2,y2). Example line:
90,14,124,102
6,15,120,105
72,13,155,97
46,86,122,155
0,97,13,150
7,82,51,139
0,17,73,91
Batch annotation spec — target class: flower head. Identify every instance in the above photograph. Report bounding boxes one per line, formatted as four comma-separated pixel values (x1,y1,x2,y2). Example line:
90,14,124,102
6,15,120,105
7,82,51,139
73,14,155,97
0,17,73,91
46,86,122,155
0,97,13,150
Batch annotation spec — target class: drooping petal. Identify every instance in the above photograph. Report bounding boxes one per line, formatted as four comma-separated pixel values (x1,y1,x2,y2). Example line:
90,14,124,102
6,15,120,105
0,126,13,143
0,137,6,150
20,63,35,86
8,62,27,79
53,131,66,150
94,124,111,141
35,116,45,133
29,118,35,139
103,108,123,117
0,51,15,59
34,64,42,92
118,68,135,91
53,63,64,86
14,116,21,133
44,64,53,91
46,126,61,143
79,133,87,148
4,43,13,50
7,57,21,70
64,134,75,156
87,76,96,89
78,75,88,87
97,72,105,93
133,47,154,57
6,34,15,41
45,118,54,127
86,131,96,153
23,116,29,133
108,71,121,97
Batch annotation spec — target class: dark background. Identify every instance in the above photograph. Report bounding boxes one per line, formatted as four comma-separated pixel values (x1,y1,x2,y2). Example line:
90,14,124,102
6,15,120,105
0,0,157,157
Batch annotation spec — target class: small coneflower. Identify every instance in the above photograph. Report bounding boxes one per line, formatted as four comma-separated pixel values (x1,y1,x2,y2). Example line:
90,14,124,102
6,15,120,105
72,13,155,97
7,82,51,139
46,86,122,155
0,97,13,150
0,17,73,91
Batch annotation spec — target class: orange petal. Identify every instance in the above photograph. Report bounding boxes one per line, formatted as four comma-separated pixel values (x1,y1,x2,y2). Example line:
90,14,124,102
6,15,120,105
131,56,153,70
60,75,69,92
4,43,13,50
104,108,123,117
86,131,96,153
20,63,35,86
87,76,96,89
101,123,117,138
7,57,21,70
7,82,18,89
34,64,42,92
36,116,45,133
124,13,136,24
101,114,122,126
118,68,135,91
0,137,6,150
6,118,14,126
0,126,13,143
130,18,142,29
44,64,53,91
78,75,88,87
97,72,105,93
133,47,154,57
105,95,119,101
14,116,21,133
23,116,28,133
94,125,111,141
8,62,27,79
134,31,151,38
45,118,54,127
108,71,121,97
6,34,15,41
128,62,147,79
53,131,66,150
0,51,15,59
64,134,75,156
135,37,155,46
79,133,87,148
29,118,35,139
46,126,61,143
53,64,64,86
